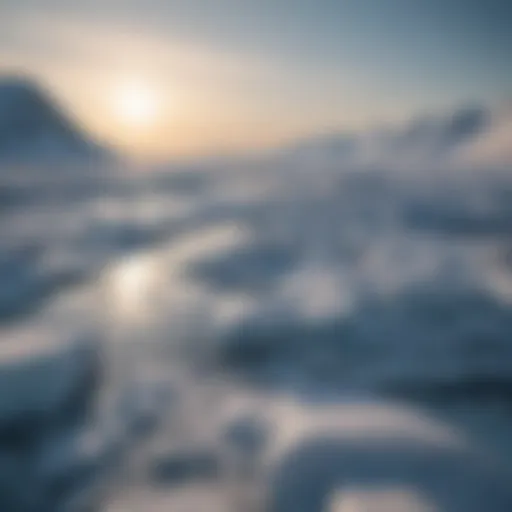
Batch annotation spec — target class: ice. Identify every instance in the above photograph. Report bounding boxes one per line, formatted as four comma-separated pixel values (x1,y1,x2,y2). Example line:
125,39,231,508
0,321,99,426
0,316,104,511
1,93,512,509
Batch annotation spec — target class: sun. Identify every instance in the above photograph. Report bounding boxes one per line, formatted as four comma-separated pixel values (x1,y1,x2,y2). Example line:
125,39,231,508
113,81,159,127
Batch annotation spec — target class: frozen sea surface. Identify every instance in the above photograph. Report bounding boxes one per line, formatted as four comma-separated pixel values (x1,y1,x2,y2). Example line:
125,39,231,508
2,158,512,511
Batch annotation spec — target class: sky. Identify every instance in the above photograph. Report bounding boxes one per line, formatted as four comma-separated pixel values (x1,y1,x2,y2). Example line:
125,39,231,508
0,0,511,159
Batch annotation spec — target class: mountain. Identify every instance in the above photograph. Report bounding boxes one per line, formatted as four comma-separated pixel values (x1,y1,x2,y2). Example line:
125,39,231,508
456,103,512,168
0,75,106,162
279,104,510,170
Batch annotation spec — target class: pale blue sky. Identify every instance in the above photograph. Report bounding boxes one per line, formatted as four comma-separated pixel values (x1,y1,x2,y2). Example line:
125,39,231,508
1,0,510,156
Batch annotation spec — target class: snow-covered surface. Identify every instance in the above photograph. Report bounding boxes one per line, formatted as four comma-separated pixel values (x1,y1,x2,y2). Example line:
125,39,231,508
0,321,96,422
2,98,512,510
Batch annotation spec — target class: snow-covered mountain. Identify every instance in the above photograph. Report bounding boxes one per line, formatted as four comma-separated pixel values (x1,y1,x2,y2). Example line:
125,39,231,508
457,103,512,167
281,104,511,170
0,75,106,162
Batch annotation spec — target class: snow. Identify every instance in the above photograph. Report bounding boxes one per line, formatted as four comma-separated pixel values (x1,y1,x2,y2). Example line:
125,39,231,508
1,89,512,509
263,399,512,512
276,103,511,172
0,320,99,425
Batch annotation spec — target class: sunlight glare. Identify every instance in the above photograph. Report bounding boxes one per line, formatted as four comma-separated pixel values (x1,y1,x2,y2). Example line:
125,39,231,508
106,255,157,321
113,81,159,127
